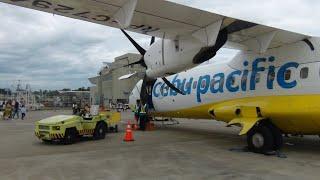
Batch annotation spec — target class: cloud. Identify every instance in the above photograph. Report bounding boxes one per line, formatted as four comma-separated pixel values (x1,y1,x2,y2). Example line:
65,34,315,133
0,1,319,90
0,2,150,90
170,0,320,35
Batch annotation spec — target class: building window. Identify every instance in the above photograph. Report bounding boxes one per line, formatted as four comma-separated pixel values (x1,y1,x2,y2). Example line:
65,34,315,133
300,67,309,79
285,70,291,80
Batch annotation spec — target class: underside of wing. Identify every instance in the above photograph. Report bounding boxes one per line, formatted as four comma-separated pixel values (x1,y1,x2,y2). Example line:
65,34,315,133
0,0,312,52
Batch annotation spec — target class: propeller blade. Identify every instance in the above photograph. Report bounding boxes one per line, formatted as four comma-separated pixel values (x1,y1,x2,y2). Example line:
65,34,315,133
162,77,185,95
121,29,146,55
150,36,155,45
122,58,147,68
123,57,147,68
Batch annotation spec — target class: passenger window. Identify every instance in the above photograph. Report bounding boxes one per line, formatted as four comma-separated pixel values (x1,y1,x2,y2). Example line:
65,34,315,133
300,67,309,79
211,77,224,88
231,77,236,86
201,80,206,88
268,72,275,81
220,77,225,88
241,75,247,85
174,39,179,52
160,86,169,95
160,86,164,95
285,70,291,80
193,81,197,89
210,79,215,87
186,82,191,89
255,73,260,83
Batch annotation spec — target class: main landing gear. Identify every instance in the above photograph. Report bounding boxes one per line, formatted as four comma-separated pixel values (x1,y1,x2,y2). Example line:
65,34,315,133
247,121,283,154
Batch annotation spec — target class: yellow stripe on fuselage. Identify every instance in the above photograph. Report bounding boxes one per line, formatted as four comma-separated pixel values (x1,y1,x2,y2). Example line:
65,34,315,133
153,94,320,134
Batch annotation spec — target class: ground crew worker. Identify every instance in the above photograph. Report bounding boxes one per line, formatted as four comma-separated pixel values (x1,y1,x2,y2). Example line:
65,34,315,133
139,102,148,131
4,100,12,120
20,104,26,120
134,100,141,124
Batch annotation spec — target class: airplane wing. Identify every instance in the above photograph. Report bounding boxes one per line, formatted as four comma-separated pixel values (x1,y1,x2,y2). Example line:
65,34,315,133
0,0,311,53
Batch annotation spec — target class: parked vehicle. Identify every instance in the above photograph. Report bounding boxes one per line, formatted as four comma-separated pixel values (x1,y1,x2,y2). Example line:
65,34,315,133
34,111,121,144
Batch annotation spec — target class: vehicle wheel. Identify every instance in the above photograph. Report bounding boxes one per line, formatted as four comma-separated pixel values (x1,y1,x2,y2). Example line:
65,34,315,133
63,128,77,145
115,125,119,133
247,125,274,153
93,122,107,140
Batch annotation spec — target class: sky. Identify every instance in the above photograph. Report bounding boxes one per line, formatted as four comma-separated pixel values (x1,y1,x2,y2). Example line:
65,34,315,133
0,0,319,90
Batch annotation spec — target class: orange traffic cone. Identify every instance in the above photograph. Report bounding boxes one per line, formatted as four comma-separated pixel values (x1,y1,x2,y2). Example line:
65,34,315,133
123,121,134,141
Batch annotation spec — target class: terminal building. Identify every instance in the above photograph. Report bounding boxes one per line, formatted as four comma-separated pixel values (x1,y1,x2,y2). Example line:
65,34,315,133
89,53,144,107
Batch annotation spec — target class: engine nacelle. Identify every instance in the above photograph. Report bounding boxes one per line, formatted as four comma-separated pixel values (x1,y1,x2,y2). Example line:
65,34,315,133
143,25,228,79
144,37,204,78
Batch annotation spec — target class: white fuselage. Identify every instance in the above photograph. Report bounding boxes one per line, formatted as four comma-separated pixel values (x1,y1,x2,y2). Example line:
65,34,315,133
132,37,319,111
130,37,320,128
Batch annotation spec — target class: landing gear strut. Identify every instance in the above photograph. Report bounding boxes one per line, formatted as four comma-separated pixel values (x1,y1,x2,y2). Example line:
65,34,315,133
247,121,283,154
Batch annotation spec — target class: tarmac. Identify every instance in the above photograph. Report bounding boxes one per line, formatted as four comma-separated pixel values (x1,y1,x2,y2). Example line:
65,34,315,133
1,110,320,180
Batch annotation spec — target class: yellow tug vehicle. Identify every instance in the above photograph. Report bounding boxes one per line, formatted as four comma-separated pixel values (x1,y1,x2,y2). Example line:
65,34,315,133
35,111,121,144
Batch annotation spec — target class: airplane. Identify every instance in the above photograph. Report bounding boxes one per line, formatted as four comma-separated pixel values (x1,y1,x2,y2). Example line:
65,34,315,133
1,0,319,153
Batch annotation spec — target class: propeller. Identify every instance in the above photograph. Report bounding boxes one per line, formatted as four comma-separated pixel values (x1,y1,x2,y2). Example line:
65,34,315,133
120,29,185,103
120,29,146,55
123,58,146,68
162,77,185,95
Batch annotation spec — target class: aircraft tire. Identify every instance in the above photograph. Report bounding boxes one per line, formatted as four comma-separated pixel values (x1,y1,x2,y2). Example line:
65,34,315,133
247,125,274,153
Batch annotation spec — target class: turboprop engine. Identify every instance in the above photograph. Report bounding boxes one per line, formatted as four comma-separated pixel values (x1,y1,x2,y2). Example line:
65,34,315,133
120,20,253,104
141,29,228,79
144,37,209,78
